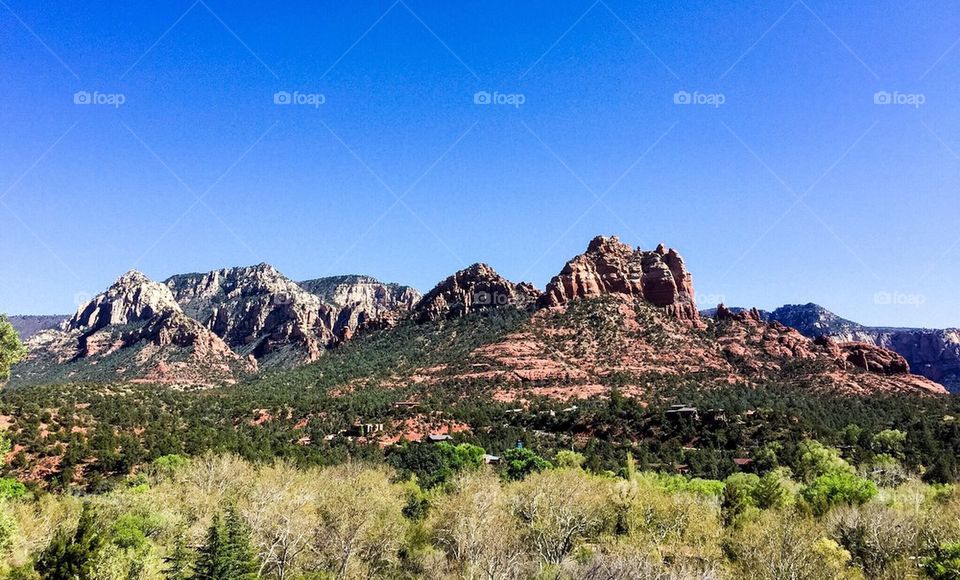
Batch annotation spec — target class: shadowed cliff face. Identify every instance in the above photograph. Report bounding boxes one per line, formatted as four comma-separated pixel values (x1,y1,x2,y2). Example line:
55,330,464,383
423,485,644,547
166,264,339,366
13,271,256,387
298,275,420,340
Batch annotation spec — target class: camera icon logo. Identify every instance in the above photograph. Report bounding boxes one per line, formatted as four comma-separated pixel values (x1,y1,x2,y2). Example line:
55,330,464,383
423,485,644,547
873,291,892,305
73,91,91,105
474,91,492,105
673,90,691,105
873,91,891,105
273,91,292,105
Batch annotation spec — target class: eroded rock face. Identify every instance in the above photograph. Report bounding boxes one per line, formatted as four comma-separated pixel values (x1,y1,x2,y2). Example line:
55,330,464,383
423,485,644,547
15,272,255,386
766,303,960,393
815,336,911,375
711,303,944,393
540,236,700,325
166,264,337,365
298,275,421,340
66,270,180,332
413,263,540,323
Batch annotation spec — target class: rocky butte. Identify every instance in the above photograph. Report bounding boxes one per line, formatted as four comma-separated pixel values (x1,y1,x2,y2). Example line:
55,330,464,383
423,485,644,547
540,236,701,325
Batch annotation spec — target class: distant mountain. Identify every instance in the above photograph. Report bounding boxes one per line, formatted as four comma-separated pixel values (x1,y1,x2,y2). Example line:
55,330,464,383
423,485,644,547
413,263,539,323
10,267,423,386
6,315,67,340
699,306,769,319
702,302,960,394
9,237,946,396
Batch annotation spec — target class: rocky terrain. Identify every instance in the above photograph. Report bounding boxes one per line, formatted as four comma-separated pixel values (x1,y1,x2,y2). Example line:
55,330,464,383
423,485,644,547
166,264,339,366
12,271,256,386
702,303,960,394
540,236,700,325
10,268,422,386
8,236,947,397
399,237,945,401
299,275,420,340
413,263,540,323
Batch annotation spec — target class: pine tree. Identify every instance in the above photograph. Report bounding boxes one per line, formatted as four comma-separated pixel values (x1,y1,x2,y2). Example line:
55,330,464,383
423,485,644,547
35,503,105,580
194,513,229,579
163,527,191,580
223,505,258,579
193,506,259,580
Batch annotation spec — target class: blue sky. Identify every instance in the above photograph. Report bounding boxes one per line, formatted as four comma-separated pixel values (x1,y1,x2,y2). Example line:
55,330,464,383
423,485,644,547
2,0,960,328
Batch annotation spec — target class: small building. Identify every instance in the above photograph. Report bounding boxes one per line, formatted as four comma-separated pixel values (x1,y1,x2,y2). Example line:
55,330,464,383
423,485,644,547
345,419,384,437
666,404,699,420
426,434,453,443
483,454,501,465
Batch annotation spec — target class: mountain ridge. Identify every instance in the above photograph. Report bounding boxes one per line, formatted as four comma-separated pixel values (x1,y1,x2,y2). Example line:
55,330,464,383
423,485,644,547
702,303,960,393
7,236,948,396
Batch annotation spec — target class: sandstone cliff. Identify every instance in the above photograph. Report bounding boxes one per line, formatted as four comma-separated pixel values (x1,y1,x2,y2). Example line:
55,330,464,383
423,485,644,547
540,236,701,325
720,303,960,394
413,263,540,323
165,264,339,366
13,271,255,386
298,275,420,340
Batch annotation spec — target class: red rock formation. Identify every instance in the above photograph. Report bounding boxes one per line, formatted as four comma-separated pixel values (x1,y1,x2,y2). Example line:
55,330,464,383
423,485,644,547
414,263,541,323
814,335,911,375
540,236,700,325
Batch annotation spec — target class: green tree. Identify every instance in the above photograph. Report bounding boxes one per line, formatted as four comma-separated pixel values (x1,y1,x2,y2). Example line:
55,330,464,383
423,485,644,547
35,503,105,580
195,513,228,579
502,448,552,481
801,471,877,516
194,506,258,580
0,315,25,383
872,429,907,458
223,505,258,579
923,542,960,580
797,440,853,483
386,442,486,488
753,470,792,510
555,449,586,469
163,528,191,580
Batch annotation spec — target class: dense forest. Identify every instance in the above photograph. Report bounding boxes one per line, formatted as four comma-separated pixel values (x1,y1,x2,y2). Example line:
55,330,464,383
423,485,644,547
3,311,960,577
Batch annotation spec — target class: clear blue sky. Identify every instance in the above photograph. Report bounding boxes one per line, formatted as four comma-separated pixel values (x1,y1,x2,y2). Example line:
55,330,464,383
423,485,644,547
2,0,960,328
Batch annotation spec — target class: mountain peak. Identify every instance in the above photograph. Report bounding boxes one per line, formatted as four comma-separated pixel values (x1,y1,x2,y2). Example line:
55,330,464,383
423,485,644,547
414,263,540,323
67,270,180,333
540,236,700,325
